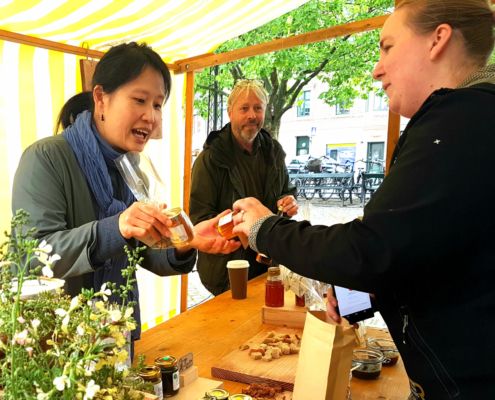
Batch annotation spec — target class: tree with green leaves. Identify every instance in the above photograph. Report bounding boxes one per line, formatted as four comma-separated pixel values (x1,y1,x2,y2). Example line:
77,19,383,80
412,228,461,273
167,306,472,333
194,0,394,140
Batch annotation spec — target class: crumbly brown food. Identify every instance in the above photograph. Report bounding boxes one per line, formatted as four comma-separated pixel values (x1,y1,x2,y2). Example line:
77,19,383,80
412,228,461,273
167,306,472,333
242,383,283,398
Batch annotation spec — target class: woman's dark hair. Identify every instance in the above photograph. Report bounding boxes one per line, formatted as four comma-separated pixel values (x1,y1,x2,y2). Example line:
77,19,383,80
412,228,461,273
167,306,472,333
56,42,171,132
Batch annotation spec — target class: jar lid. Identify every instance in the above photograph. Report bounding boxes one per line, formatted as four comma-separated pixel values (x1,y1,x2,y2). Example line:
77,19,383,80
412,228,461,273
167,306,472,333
123,373,144,387
367,337,398,352
267,266,280,275
352,348,384,364
154,355,177,368
139,365,161,380
163,207,182,218
228,395,253,400
205,388,230,399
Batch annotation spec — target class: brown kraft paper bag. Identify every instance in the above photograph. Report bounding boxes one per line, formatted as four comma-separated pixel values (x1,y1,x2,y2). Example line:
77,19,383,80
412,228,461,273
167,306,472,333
293,311,357,400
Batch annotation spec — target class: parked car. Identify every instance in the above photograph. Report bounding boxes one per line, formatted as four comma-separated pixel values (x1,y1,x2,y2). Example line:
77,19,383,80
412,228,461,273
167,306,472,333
286,155,310,174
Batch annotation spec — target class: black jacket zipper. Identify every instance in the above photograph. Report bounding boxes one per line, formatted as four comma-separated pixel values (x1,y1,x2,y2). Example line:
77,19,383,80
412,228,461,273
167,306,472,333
400,306,460,399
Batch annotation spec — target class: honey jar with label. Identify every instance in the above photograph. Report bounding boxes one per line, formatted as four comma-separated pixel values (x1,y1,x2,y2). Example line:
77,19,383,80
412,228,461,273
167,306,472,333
139,365,163,399
154,355,180,397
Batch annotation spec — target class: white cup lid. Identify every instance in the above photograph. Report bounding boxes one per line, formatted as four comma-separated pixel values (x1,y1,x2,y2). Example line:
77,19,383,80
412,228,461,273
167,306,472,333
226,260,250,269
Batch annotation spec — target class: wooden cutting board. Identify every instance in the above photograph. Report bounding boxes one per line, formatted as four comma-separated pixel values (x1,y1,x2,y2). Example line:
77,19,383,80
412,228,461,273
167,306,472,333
211,327,302,391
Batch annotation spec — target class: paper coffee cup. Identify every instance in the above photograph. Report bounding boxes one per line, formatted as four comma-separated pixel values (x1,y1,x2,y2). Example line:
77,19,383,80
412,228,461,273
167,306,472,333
226,260,249,299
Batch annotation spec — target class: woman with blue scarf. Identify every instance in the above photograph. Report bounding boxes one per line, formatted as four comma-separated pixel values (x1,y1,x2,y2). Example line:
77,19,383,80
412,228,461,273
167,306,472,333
12,42,240,346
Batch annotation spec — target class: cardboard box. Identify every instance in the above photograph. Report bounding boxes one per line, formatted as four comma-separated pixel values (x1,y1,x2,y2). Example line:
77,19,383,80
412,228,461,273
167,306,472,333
261,291,308,328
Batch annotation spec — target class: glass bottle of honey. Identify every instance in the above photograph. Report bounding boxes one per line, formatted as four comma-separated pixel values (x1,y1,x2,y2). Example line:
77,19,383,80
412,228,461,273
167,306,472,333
265,266,284,307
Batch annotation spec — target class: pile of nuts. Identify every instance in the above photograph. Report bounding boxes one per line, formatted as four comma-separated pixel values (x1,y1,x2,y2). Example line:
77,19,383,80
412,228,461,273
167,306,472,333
239,331,301,362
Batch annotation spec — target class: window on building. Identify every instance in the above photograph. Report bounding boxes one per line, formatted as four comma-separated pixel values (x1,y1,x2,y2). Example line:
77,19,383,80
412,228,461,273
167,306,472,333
336,103,350,115
297,90,311,117
366,142,385,172
296,136,310,155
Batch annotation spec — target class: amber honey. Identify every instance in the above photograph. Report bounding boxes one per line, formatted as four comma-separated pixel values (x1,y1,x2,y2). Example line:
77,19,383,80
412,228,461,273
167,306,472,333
217,211,238,240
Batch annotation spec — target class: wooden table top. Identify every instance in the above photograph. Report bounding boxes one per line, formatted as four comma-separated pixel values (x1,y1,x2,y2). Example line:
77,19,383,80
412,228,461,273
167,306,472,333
134,274,409,399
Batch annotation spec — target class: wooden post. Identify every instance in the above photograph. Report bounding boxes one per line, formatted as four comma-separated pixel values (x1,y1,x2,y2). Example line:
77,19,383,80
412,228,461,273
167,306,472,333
180,70,195,313
384,1,402,175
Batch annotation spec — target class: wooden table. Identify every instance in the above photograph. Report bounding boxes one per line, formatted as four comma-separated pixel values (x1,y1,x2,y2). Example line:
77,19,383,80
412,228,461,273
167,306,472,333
135,274,409,399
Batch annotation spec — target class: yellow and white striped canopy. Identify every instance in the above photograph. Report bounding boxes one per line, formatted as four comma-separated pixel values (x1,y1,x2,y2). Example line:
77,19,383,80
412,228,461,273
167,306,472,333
0,0,308,62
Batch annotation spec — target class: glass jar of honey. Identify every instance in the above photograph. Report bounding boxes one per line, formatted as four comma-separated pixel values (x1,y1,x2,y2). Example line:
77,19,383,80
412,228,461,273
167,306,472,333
139,365,163,399
265,266,284,307
217,211,238,240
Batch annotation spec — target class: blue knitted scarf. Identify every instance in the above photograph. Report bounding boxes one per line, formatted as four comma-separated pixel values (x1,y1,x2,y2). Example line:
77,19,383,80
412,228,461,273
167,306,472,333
62,110,135,219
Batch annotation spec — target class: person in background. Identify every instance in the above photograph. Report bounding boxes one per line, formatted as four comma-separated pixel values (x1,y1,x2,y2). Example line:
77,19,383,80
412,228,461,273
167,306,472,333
232,1,495,398
189,79,298,295
12,42,240,347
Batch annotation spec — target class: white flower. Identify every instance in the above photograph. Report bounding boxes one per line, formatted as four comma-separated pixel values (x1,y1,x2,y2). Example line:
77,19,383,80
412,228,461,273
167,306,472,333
37,240,53,254
26,346,34,357
109,309,122,323
61,314,70,333
35,240,61,267
53,374,70,391
76,323,85,336
98,283,112,301
55,308,67,317
13,329,30,346
124,307,133,319
17,316,26,324
83,379,100,400
41,265,53,278
84,361,96,376
36,390,49,400
69,295,80,311
31,319,41,330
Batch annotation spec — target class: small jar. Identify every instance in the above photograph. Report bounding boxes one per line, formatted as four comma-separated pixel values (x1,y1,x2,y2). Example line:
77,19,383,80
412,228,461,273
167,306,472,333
228,395,253,400
351,349,384,380
367,337,400,366
123,373,144,389
154,355,180,397
164,207,195,248
205,388,230,399
139,365,163,399
217,211,238,240
265,266,284,307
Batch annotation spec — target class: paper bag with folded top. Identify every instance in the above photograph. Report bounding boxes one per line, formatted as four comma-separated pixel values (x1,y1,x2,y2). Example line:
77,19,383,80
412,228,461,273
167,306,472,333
293,311,357,400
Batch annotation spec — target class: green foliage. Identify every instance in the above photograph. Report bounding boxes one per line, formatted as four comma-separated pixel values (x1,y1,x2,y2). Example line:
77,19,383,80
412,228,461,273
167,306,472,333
0,210,148,400
194,0,394,139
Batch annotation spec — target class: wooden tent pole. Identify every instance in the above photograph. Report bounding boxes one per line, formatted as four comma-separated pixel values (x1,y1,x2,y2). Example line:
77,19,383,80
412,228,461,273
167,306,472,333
180,70,195,313
385,0,402,174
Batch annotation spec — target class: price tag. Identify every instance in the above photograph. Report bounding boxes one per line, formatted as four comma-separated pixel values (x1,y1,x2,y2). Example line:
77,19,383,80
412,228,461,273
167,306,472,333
177,352,193,372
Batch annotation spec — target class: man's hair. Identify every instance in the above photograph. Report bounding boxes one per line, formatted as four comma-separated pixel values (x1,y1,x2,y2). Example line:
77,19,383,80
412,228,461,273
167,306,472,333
227,79,269,112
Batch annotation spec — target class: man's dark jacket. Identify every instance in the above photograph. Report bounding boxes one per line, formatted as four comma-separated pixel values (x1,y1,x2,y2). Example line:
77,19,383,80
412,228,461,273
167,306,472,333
189,123,295,295
255,82,495,398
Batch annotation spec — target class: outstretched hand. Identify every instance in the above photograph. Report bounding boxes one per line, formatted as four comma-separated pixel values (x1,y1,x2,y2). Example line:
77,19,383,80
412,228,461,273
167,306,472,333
188,210,241,254
232,197,273,237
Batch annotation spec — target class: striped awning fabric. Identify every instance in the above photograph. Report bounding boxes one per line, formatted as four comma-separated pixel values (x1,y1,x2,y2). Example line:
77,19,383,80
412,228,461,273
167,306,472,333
0,0,309,62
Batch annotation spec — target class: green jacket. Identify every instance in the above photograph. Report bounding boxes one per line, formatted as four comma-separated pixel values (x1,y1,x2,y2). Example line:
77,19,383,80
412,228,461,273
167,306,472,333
189,123,295,295
12,134,195,338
